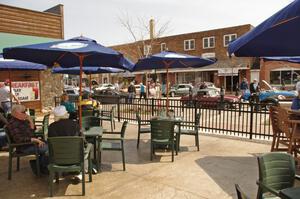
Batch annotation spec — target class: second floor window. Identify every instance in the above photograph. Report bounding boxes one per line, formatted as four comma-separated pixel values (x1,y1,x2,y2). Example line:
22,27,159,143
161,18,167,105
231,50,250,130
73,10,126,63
184,39,195,51
161,43,167,52
143,45,151,57
224,34,237,47
203,37,215,49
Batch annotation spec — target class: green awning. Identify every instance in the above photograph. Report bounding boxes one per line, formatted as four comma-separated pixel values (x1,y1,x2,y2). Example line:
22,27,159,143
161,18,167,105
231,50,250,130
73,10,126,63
0,32,60,53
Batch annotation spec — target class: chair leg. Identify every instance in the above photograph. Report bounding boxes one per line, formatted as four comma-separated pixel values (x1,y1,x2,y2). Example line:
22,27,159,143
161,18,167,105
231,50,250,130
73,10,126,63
36,155,40,177
99,150,102,172
82,167,85,196
88,154,92,182
137,131,140,148
17,157,20,171
150,143,153,161
110,120,113,132
121,142,126,171
171,143,174,162
195,134,199,151
49,171,54,197
113,119,116,129
8,155,12,180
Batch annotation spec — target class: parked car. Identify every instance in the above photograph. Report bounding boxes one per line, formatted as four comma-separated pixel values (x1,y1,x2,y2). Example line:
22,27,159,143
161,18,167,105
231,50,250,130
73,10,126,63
180,88,239,109
94,83,116,91
93,89,129,104
241,80,297,103
169,84,193,97
197,82,220,92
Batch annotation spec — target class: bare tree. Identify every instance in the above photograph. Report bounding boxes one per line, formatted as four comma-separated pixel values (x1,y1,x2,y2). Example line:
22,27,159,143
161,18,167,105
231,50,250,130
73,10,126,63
118,12,171,60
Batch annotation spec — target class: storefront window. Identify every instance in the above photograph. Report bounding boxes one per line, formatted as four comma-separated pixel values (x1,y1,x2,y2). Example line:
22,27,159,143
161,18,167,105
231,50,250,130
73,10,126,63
270,69,300,85
270,71,280,84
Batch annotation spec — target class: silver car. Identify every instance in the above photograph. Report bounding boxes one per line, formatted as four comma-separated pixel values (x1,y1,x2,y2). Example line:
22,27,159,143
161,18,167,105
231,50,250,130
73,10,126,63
169,84,193,97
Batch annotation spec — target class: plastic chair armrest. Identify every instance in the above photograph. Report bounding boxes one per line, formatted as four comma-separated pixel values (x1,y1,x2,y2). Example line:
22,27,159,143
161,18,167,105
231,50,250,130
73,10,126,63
256,180,280,196
103,131,121,135
10,142,36,147
101,137,123,141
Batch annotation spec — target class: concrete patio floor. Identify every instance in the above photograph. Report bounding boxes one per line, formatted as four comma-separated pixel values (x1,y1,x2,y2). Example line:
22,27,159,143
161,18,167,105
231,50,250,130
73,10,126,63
0,121,275,198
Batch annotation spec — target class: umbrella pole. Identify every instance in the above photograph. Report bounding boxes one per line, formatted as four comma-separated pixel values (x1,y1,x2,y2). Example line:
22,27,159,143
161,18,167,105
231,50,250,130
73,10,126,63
9,70,12,106
89,74,92,93
165,63,169,113
79,55,84,128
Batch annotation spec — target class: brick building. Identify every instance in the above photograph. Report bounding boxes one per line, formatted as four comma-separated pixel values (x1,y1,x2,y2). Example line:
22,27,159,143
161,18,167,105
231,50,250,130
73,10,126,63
111,24,255,91
0,4,64,110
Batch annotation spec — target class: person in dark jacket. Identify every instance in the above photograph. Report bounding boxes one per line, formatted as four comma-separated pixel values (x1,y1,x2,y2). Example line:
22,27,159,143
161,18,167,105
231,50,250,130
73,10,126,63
48,106,80,137
249,79,260,111
240,78,249,92
7,104,48,174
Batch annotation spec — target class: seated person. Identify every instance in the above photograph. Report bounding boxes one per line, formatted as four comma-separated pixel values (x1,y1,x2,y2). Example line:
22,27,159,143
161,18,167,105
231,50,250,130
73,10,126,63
291,88,300,110
60,94,77,120
48,106,92,178
48,106,80,137
7,104,48,174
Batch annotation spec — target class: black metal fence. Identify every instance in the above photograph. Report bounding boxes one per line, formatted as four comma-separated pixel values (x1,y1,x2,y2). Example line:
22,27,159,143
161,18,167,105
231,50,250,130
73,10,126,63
96,95,274,140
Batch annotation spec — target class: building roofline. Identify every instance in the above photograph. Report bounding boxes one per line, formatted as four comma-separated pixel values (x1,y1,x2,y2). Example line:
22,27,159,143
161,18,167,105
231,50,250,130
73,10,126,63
111,24,253,48
0,3,63,17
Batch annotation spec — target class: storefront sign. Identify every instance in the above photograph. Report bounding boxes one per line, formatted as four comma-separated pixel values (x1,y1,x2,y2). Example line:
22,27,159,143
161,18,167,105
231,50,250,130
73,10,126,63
0,81,40,102
218,68,239,76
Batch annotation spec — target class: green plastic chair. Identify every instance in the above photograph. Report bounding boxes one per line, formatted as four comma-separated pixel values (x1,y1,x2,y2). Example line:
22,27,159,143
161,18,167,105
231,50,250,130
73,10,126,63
176,113,200,151
136,112,150,148
256,152,300,199
47,137,92,197
99,106,116,131
100,121,128,171
235,184,250,199
34,114,50,139
81,116,101,130
4,126,40,180
150,119,176,162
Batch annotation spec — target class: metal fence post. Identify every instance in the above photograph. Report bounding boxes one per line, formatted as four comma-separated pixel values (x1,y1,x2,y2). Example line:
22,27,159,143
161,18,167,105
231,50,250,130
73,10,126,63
249,101,254,140
194,99,198,123
117,96,121,122
151,98,154,116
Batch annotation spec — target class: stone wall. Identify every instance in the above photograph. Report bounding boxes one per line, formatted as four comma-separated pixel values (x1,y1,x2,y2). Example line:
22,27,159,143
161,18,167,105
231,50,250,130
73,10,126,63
40,69,63,109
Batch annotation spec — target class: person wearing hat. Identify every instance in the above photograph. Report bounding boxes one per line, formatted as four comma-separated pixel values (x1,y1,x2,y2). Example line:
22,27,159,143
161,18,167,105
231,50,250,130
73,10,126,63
48,105,80,137
0,79,20,114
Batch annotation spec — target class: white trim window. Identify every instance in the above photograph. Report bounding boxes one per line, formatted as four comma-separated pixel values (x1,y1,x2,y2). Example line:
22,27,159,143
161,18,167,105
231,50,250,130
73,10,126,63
184,39,195,51
223,34,237,47
161,43,167,52
203,36,215,49
143,45,151,57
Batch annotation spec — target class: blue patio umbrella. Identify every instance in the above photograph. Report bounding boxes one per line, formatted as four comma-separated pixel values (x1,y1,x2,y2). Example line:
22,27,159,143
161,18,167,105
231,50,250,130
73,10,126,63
0,54,46,107
263,56,300,63
52,66,124,75
3,36,134,126
228,0,300,57
133,51,216,110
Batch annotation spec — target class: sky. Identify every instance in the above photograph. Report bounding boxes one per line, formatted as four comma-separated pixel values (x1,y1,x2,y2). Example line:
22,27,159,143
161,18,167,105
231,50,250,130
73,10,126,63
1,0,294,46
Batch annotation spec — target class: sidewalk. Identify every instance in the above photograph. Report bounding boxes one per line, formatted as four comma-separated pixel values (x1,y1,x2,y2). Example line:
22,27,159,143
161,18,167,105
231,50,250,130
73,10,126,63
0,121,274,198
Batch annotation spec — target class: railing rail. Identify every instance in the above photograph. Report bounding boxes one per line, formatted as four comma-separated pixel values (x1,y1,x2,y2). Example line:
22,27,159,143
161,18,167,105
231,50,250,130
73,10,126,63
95,95,274,140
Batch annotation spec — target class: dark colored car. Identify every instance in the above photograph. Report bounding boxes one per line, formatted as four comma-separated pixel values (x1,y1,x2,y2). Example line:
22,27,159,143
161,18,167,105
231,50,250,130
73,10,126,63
180,89,240,109
93,89,129,104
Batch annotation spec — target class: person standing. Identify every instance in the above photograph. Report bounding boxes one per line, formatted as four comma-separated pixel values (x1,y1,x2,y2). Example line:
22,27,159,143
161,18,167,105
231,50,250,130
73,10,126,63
114,81,119,92
0,79,20,114
240,78,249,92
139,82,146,100
249,79,260,110
127,82,136,104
